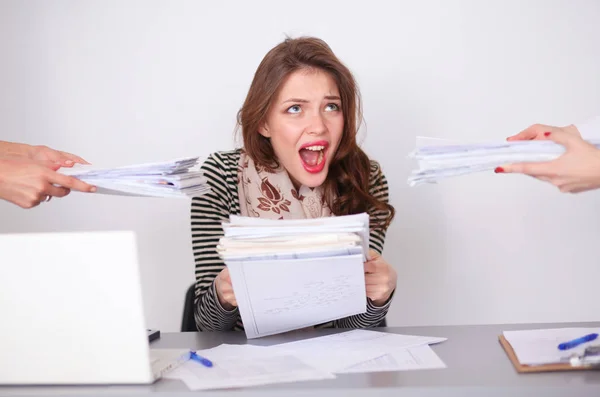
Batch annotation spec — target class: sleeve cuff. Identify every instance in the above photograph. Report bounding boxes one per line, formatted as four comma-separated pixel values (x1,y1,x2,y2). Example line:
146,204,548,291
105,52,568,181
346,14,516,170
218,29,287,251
367,288,396,313
211,280,239,316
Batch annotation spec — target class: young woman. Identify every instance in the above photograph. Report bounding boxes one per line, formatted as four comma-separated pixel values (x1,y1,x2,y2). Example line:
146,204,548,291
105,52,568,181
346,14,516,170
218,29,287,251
191,36,397,331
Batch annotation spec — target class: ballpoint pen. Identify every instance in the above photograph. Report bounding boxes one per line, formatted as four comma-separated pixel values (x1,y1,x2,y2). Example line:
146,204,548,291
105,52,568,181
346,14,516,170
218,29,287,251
189,351,213,367
190,350,212,368
558,333,599,351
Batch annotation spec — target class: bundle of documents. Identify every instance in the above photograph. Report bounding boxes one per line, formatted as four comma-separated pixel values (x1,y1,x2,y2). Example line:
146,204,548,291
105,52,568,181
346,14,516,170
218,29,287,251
217,213,371,339
407,136,600,186
60,156,209,198
163,329,448,390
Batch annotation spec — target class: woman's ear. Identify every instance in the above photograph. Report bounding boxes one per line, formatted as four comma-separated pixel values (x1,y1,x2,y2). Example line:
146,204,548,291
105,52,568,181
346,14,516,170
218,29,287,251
258,123,271,138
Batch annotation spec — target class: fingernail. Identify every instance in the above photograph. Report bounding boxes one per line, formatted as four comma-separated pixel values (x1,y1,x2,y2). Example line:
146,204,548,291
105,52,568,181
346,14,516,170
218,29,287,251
90,186,97,192
544,132,551,137
65,160,73,165
494,167,504,173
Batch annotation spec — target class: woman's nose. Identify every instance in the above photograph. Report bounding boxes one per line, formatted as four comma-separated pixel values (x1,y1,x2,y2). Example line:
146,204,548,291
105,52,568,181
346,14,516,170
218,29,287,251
306,113,327,135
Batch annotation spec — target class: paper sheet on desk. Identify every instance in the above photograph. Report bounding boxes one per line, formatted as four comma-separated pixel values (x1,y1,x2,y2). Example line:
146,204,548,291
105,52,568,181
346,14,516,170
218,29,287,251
339,345,446,373
271,329,447,373
162,344,334,390
502,327,600,366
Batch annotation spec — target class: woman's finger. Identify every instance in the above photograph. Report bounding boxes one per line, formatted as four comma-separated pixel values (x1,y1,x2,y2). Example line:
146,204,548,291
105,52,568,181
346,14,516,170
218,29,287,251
60,151,90,165
558,182,595,194
47,171,96,192
45,184,71,198
506,124,552,141
364,261,377,274
497,161,557,177
220,268,232,283
365,274,386,285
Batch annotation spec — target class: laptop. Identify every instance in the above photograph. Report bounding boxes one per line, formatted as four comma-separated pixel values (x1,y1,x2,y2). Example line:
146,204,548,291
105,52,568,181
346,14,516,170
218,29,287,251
0,230,188,385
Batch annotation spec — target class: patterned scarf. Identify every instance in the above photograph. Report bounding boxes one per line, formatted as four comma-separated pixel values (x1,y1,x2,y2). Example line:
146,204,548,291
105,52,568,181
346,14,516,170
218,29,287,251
237,151,331,219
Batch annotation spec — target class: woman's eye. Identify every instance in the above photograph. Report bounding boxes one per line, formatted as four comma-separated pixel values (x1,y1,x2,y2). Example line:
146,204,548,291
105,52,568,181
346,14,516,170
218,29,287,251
287,105,302,114
325,103,339,111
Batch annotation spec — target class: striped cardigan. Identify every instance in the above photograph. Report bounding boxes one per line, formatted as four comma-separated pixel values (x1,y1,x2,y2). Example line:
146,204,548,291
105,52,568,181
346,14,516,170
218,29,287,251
191,149,394,331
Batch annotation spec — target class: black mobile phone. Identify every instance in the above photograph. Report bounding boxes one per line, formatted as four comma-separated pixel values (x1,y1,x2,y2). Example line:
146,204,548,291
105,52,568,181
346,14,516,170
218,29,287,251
147,329,160,342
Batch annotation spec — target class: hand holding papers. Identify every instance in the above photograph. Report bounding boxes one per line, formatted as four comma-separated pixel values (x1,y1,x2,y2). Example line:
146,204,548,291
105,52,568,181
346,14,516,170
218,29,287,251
60,157,209,198
217,213,371,339
407,136,600,186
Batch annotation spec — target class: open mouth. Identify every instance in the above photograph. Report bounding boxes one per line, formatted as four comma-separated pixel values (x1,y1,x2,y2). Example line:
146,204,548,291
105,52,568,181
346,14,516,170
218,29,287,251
298,141,328,173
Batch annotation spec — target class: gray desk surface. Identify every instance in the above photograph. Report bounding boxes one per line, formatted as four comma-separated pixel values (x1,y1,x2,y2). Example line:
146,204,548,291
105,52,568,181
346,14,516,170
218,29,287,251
2,322,600,396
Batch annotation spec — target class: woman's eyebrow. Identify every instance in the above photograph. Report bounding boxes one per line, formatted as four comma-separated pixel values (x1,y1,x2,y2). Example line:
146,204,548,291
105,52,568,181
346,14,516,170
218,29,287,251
283,98,309,104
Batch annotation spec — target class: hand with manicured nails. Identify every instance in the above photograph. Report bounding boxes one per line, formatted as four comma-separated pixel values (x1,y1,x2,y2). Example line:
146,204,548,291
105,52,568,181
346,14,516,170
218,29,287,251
506,123,581,142
28,145,90,168
364,249,397,306
0,157,96,208
215,267,238,310
498,125,600,193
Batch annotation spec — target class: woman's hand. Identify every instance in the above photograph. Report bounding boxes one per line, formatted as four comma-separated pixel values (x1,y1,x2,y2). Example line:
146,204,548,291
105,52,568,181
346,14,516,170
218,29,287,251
364,249,397,306
215,267,238,310
498,128,600,193
28,145,90,168
506,123,581,142
0,158,97,208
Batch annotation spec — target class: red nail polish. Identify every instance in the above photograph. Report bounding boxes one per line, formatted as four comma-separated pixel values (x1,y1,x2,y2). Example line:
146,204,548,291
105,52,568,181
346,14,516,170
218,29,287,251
494,167,504,173
544,132,551,137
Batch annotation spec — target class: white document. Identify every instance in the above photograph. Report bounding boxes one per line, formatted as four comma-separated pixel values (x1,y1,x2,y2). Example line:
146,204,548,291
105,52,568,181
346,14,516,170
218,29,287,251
162,344,334,390
227,254,367,339
271,329,447,373
59,156,209,198
338,345,446,373
407,136,600,186
502,327,600,366
219,213,371,339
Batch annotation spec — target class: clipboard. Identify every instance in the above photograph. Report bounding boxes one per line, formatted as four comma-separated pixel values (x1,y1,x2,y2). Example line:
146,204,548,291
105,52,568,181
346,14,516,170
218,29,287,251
499,335,600,373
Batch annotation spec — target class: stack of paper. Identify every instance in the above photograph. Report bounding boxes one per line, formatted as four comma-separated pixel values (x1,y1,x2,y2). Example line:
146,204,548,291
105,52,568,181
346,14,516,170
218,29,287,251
162,329,447,391
217,213,371,339
407,136,600,186
60,156,209,198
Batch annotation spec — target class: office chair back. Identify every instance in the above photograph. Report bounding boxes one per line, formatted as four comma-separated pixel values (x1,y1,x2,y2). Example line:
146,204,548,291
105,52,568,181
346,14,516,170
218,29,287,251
181,284,197,332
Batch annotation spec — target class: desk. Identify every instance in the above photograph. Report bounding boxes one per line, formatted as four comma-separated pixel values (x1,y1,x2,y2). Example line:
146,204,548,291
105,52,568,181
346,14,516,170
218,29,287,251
1,322,600,396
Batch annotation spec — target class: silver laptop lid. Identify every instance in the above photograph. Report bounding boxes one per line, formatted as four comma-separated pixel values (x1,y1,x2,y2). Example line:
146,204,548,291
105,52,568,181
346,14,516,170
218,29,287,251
0,230,154,385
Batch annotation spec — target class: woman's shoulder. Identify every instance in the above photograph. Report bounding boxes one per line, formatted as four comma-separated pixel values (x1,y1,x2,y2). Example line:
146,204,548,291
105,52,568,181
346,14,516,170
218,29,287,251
201,148,242,173
368,159,388,186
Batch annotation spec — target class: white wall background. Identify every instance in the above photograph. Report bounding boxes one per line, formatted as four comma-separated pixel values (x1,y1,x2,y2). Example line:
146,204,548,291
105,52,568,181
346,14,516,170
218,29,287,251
1,0,600,332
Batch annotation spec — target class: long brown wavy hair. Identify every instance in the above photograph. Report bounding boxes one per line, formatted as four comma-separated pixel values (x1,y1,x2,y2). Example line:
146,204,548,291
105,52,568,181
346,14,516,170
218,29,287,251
237,36,394,230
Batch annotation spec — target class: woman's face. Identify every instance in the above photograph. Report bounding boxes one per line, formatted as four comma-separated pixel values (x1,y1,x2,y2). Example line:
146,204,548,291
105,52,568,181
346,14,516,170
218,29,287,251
259,68,344,189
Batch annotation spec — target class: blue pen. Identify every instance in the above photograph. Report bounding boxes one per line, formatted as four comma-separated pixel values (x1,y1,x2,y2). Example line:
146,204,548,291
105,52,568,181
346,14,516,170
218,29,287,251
189,351,213,367
557,333,599,350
